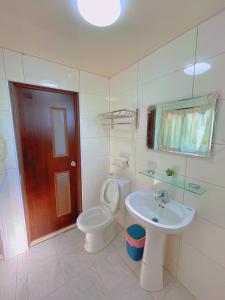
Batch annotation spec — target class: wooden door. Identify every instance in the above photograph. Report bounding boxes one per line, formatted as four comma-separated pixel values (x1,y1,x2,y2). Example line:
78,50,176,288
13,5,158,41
10,82,82,244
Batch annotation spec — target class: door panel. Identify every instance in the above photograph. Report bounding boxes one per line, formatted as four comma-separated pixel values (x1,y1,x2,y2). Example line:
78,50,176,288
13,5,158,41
10,83,82,243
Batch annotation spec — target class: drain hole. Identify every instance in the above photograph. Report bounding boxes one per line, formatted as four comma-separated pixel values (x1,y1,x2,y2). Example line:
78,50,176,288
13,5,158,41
152,218,159,223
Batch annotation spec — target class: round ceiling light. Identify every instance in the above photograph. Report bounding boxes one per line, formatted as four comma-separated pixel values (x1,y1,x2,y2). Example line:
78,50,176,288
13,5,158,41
77,0,122,27
184,62,211,76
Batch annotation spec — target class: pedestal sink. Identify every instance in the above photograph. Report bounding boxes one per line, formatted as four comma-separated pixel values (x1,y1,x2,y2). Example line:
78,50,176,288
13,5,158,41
125,190,195,291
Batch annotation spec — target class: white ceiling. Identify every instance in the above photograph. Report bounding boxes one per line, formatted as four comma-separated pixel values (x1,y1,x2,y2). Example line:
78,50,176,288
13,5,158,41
0,0,225,77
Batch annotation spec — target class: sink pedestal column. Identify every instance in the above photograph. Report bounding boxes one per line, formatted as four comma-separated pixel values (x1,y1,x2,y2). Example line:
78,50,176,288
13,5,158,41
140,229,166,291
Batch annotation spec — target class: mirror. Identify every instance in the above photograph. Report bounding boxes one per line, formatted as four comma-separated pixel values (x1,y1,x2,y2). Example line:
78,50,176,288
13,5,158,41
147,95,217,157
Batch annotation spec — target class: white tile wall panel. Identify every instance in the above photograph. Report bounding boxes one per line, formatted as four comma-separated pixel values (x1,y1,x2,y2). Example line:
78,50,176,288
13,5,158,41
196,10,225,61
178,242,225,300
81,137,109,159
186,144,225,187
3,49,24,82
139,69,193,108
182,216,225,269
110,64,138,95
23,55,79,91
0,48,5,80
80,71,109,96
139,29,197,84
80,93,109,115
194,52,225,99
184,179,225,229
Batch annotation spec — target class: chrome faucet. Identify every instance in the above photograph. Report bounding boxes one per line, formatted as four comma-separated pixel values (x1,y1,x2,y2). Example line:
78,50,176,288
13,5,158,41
153,190,169,203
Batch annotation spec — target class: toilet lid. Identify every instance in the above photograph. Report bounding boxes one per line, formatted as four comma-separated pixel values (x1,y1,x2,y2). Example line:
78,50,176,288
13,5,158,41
100,178,119,214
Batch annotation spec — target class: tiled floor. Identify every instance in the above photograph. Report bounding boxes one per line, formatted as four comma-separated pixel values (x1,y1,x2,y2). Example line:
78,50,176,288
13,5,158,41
0,226,197,300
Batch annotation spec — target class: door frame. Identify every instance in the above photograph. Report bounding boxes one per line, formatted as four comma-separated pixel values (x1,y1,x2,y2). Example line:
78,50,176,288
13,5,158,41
9,82,82,245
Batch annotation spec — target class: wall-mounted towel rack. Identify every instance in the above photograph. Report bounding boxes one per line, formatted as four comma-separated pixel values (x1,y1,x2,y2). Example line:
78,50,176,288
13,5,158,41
99,109,139,129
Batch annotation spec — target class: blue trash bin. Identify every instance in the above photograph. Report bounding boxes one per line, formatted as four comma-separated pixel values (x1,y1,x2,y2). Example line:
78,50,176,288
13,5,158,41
126,224,146,261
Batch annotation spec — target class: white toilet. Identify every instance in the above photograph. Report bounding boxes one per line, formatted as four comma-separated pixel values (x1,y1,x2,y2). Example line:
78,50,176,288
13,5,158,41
77,176,130,253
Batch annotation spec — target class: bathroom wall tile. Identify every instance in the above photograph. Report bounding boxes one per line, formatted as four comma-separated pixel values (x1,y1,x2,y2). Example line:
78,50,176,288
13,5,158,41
110,136,136,162
135,171,154,191
81,137,109,159
110,123,137,139
136,106,148,139
80,115,110,138
0,169,20,201
110,158,135,192
80,71,109,96
139,68,193,108
0,169,27,258
82,157,109,210
182,216,225,269
135,138,187,176
80,93,109,115
23,55,79,91
184,179,225,229
186,144,225,187
213,99,225,145
178,241,225,300
3,49,24,82
193,52,225,99
109,89,138,141
0,48,5,80
139,29,197,85
0,111,13,139
0,80,10,99
79,73,110,213
0,97,10,112
196,10,225,61
4,138,17,170
110,64,138,95
0,80,10,110
164,235,180,276
110,88,138,111
164,259,178,278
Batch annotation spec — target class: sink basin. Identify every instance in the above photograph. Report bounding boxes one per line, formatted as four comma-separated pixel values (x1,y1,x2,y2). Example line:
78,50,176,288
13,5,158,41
125,191,195,234
125,190,195,292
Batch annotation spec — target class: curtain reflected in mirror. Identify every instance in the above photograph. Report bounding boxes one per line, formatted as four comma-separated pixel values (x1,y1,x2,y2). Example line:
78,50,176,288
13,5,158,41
147,95,217,157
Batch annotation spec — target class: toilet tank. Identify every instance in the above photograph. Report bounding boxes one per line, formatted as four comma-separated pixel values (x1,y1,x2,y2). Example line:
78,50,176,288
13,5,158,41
112,176,131,227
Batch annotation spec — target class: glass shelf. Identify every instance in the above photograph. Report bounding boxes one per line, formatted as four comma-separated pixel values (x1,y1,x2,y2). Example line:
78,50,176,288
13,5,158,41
139,170,207,195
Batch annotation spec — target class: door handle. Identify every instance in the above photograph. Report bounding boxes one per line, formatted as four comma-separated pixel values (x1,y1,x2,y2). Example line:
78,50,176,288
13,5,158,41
71,161,76,167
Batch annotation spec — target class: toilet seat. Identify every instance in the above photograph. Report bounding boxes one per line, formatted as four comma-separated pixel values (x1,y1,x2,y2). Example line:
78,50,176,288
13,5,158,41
77,206,116,233
100,178,119,214
77,178,120,233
